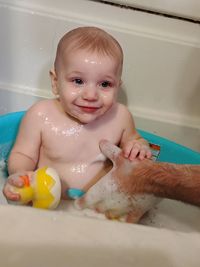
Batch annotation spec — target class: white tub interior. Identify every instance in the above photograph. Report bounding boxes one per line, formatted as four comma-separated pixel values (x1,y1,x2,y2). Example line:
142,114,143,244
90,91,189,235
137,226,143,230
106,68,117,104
0,1,200,266
1,155,200,267
1,204,200,267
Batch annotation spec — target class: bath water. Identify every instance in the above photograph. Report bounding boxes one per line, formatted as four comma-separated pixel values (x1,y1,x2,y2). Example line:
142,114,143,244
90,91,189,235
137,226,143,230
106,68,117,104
1,156,200,233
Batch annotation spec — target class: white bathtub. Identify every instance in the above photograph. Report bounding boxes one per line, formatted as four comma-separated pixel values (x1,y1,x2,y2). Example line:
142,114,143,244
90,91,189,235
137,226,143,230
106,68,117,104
0,1,200,266
0,182,200,267
0,203,200,267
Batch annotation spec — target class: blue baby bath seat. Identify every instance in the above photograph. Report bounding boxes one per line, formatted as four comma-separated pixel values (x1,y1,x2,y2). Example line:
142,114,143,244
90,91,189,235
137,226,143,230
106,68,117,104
0,111,200,198
1,111,200,164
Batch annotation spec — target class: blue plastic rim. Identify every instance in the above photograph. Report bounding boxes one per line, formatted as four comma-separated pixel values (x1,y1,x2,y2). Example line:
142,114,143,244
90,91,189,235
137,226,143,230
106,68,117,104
0,111,200,164
66,188,85,199
0,111,26,161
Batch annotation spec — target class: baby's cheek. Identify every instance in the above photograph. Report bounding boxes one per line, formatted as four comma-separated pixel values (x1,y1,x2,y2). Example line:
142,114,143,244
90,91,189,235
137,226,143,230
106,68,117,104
102,93,115,107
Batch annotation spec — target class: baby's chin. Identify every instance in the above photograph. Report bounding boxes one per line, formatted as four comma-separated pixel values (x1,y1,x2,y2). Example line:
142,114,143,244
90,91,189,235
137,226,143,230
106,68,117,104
77,117,99,124
69,113,104,124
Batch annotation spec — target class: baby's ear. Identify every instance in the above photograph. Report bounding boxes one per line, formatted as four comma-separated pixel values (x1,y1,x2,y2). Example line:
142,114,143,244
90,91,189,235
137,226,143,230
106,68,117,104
49,69,59,95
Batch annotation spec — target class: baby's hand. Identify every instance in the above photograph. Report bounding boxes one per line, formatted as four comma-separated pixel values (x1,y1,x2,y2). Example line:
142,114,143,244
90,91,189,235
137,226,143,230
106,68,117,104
3,172,32,202
122,139,152,161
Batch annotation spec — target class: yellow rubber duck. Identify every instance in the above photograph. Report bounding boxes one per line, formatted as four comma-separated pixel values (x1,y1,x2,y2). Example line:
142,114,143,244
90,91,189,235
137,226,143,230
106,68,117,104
12,167,61,209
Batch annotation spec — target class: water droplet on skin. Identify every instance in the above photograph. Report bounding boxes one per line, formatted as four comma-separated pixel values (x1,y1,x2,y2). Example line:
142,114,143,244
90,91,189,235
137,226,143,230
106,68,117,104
37,112,83,137
70,163,88,174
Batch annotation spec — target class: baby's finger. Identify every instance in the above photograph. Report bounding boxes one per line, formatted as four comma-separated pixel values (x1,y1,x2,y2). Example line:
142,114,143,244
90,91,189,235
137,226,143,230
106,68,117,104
122,141,133,159
3,185,20,201
129,145,140,160
8,175,24,187
138,149,146,160
146,150,152,159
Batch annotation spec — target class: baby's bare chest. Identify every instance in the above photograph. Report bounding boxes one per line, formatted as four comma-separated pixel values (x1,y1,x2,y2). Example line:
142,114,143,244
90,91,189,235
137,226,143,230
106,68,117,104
41,121,122,162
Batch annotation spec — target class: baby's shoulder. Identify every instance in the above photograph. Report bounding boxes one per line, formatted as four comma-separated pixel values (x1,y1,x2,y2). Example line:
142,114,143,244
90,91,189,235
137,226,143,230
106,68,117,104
27,99,55,114
23,99,55,122
113,103,134,127
115,103,132,118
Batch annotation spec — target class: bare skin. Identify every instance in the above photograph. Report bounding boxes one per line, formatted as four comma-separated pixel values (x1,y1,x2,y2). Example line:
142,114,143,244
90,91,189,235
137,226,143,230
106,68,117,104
3,48,151,202
76,140,200,222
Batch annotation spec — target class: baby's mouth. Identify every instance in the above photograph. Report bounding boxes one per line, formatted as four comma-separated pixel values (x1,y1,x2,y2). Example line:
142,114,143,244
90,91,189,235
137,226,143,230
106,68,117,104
76,105,101,113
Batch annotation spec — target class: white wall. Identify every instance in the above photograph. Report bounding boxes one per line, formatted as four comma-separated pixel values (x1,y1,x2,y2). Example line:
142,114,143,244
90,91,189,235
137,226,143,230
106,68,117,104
106,0,200,20
0,0,200,151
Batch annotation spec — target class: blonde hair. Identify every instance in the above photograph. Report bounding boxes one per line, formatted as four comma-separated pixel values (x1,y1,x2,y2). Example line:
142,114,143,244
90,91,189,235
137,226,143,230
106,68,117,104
54,26,123,74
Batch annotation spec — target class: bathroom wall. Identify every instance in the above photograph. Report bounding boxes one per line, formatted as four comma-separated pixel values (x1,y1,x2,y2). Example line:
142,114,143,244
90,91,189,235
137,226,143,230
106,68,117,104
106,0,200,20
0,0,200,151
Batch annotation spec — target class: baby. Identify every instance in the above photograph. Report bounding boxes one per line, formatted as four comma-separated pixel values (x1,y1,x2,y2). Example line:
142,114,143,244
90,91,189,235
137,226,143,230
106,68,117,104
3,26,151,203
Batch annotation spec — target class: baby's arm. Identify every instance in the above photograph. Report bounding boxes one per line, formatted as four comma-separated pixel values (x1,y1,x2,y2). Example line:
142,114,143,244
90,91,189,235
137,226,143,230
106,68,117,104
119,106,151,160
4,104,42,201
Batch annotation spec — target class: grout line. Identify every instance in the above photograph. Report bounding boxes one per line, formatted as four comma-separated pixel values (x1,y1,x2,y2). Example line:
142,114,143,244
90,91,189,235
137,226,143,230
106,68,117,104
92,0,200,24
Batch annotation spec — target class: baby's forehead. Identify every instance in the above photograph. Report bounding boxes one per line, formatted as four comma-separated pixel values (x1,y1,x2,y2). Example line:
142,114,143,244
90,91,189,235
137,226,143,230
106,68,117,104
62,47,121,67
64,47,115,59
54,27,123,73
60,33,122,59
55,43,123,76
62,48,122,75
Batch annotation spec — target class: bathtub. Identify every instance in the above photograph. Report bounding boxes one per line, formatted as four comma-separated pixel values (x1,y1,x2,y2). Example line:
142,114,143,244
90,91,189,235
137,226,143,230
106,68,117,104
1,111,200,267
1,0,200,266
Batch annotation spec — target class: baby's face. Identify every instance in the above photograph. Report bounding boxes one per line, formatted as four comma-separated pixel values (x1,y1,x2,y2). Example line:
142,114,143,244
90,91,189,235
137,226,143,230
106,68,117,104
52,49,121,124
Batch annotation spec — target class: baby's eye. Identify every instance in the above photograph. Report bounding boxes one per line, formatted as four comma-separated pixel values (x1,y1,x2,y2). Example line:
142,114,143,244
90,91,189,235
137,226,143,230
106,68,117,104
73,78,84,85
100,81,112,88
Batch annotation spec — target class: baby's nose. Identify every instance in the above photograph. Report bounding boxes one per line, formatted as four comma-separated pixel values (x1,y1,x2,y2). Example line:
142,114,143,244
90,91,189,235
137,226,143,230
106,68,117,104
82,87,98,101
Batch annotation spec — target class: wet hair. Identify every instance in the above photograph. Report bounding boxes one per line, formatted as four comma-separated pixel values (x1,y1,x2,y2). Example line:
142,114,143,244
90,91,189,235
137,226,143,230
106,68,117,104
54,26,123,74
